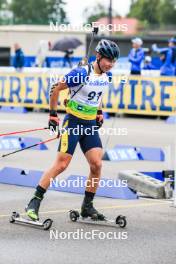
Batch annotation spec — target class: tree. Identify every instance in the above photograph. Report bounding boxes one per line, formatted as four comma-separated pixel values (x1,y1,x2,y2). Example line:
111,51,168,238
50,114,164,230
0,0,12,25
83,2,119,24
10,0,68,25
83,3,107,24
127,0,176,25
158,0,176,25
0,0,6,7
128,0,160,24
49,0,68,24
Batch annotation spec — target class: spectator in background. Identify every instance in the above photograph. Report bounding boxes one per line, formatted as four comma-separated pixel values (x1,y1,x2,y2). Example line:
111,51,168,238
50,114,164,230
62,49,73,68
35,40,50,67
152,37,176,76
13,43,25,71
128,37,144,75
143,56,156,70
45,41,52,68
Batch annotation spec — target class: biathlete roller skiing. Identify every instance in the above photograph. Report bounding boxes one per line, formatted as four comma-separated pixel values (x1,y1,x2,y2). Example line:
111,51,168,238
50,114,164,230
10,27,127,229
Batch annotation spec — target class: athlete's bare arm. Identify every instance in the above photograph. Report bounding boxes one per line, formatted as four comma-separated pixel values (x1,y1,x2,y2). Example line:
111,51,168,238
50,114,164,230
49,81,68,111
98,100,103,111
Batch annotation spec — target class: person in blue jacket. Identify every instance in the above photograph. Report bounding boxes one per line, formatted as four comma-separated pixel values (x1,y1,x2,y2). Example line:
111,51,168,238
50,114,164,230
13,43,25,70
143,56,156,70
152,37,176,76
128,37,144,75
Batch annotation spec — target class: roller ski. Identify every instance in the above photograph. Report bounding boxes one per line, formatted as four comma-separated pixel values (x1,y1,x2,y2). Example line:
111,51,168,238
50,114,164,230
9,197,53,230
69,198,127,228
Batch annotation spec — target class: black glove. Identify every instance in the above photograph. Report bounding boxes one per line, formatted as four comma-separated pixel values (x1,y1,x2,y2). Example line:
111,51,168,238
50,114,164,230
49,110,60,134
96,110,104,128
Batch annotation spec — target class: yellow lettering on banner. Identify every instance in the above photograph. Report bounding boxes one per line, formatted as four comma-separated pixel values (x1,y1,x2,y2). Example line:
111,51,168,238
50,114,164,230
102,75,176,116
0,72,175,116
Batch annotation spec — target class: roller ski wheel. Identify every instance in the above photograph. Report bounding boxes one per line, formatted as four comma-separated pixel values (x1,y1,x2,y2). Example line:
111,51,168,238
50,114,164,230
9,212,20,223
69,210,80,222
43,218,53,230
116,215,127,228
69,210,127,228
9,211,53,230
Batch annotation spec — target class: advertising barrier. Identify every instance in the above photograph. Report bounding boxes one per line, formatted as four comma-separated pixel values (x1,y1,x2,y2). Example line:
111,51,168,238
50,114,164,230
0,71,175,116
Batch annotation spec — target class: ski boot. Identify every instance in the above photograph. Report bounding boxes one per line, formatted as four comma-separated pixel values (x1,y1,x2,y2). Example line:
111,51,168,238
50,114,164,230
81,198,105,221
25,196,42,221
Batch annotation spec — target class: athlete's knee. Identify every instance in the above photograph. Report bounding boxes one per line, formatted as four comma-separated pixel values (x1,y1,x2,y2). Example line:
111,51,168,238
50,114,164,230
57,161,69,172
53,154,71,173
90,160,102,173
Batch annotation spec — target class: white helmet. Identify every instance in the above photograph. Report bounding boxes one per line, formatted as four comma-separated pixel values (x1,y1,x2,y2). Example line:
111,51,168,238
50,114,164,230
132,37,143,46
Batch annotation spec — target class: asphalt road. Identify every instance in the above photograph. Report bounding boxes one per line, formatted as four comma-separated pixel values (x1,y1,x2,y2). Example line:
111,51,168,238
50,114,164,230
0,111,176,264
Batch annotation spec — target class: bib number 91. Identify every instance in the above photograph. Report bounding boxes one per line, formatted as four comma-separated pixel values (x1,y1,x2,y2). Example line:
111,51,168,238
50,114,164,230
88,91,102,101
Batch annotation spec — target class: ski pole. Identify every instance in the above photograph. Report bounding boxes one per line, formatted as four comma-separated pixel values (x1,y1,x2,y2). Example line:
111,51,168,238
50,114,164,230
0,127,49,137
1,136,59,158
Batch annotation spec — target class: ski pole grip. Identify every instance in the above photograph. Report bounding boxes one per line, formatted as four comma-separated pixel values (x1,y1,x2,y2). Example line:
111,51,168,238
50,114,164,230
93,27,99,34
